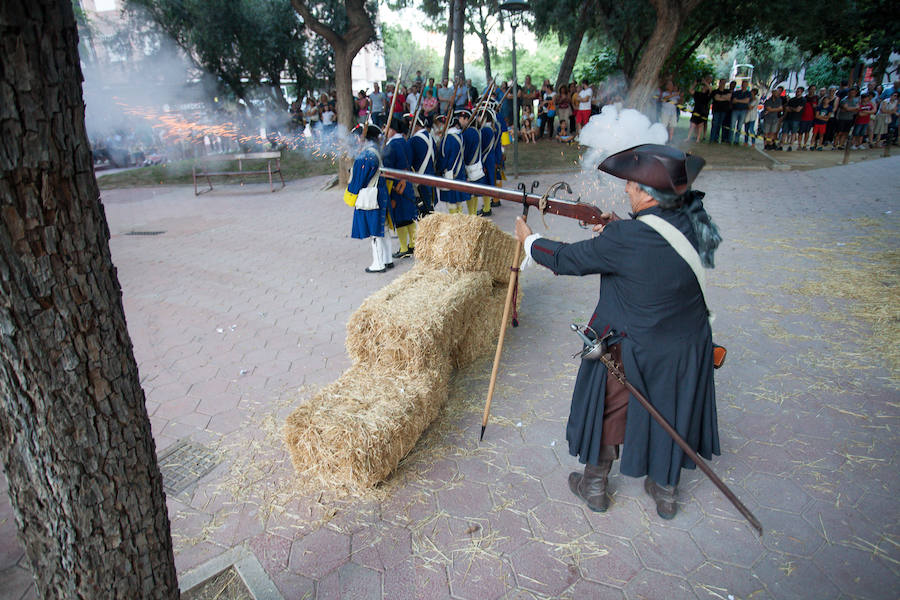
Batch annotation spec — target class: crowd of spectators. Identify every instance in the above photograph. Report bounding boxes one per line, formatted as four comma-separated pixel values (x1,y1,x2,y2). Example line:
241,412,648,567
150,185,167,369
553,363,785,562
289,68,899,153
678,76,899,151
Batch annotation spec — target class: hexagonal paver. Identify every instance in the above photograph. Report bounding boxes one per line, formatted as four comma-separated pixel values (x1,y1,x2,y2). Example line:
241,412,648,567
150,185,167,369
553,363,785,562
436,481,493,519
527,500,592,544
631,526,706,574
509,540,580,597
316,562,381,600
352,523,412,571
740,440,797,476
484,508,532,554
753,552,840,599
381,485,438,527
447,553,515,600
814,542,899,599
561,579,625,599
454,455,508,485
755,506,826,557
689,562,771,600
491,472,548,512
623,568,697,600
741,472,812,512
288,527,350,578
583,496,651,541
690,515,765,567
383,557,451,600
271,571,315,599
578,533,642,588
247,532,291,573
507,445,561,477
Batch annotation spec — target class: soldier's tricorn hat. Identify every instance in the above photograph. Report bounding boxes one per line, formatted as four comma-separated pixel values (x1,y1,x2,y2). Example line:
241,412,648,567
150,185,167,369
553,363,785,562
454,109,473,119
351,123,382,141
598,144,705,195
405,112,428,127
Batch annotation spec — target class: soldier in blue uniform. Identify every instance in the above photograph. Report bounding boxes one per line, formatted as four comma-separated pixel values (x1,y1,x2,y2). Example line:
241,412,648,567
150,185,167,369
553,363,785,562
383,117,419,258
515,144,722,520
407,113,437,215
491,101,507,206
343,124,393,273
476,109,499,216
437,113,468,214
458,109,484,215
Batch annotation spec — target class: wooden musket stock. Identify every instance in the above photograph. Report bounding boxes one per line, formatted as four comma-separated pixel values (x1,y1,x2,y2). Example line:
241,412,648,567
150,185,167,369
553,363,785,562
380,168,615,226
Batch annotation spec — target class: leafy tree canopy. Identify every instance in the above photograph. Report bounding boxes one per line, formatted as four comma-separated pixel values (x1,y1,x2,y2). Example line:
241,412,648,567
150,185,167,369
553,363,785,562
382,24,443,84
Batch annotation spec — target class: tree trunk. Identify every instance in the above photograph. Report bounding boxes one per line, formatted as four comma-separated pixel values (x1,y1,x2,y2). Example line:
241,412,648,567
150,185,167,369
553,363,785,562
0,1,179,598
626,0,694,111
555,2,590,88
479,32,492,82
334,45,355,132
442,0,454,82
452,0,466,81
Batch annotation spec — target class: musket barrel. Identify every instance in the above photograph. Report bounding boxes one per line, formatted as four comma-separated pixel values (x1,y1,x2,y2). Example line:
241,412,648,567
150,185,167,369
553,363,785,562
380,168,611,225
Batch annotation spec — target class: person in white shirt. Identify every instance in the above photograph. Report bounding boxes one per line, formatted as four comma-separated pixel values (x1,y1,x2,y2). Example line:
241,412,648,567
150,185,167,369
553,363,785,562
406,85,420,114
576,79,593,135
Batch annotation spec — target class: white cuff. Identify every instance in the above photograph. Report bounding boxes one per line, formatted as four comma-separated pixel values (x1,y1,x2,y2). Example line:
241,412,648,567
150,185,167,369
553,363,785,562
520,233,543,270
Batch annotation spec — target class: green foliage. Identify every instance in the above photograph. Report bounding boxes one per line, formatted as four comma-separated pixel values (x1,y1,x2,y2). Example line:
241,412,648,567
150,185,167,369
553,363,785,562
128,0,330,107
381,24,443,84
575,48,619,84
663,53,714,92
475,36,572,86
804,55,853,89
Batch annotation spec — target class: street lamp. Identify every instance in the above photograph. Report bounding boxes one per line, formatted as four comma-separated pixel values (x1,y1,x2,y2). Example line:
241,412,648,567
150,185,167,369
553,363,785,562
500,1,528,179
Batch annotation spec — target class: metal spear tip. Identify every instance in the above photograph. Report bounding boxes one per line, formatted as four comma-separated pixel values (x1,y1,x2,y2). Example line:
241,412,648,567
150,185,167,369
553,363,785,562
570,324,579,331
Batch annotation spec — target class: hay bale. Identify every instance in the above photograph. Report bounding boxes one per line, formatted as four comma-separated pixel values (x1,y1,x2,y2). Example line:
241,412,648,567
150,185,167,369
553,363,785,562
283,364,450,492
454,283,523,368
346,265,493,370
414,213,519,284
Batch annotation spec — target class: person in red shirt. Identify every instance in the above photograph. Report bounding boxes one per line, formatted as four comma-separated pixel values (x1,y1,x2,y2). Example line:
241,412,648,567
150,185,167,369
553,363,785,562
799,85,817,150
852,93,875,149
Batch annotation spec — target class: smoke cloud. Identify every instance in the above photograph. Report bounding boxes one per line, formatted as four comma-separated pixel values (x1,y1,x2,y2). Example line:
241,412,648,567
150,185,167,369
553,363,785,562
574,105,669,214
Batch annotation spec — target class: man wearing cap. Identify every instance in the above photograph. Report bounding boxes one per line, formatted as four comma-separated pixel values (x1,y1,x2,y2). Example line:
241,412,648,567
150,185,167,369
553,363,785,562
438,113,468,213
344,124,393,273
514,144,722,520
458,109,484,215
383,117,419,258
408,113,438,214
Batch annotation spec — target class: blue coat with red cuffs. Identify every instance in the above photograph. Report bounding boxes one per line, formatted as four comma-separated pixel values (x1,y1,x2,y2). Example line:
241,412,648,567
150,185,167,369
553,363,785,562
529,205,720,487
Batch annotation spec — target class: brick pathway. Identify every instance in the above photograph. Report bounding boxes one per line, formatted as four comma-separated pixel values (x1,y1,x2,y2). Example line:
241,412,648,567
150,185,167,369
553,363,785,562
1,159,898,599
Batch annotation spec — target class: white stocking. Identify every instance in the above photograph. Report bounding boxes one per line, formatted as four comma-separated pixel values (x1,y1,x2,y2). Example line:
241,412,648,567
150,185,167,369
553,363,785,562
379,236,392,265
369,237,385,271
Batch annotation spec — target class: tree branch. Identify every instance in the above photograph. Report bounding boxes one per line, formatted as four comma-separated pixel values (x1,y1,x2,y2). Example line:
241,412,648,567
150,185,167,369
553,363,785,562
291,0,343,49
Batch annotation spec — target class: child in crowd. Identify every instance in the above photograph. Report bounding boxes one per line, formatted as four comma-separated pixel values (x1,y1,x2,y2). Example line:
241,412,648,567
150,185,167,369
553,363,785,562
521,105,536,143
556,118,574,143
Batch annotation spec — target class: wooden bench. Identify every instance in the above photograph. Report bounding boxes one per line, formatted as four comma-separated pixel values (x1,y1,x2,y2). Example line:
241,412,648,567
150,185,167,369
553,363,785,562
192,152,286,195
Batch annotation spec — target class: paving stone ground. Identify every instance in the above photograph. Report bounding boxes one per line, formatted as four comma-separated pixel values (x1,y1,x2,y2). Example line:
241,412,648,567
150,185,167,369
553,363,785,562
1,158,899,600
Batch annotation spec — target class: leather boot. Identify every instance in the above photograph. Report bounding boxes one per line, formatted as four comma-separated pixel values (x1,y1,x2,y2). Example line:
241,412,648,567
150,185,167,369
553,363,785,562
644,477,677,520
568,445,617,512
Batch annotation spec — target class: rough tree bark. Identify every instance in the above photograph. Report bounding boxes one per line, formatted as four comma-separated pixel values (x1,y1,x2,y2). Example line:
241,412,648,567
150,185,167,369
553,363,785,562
442,0,455,82
555,1,591,89
292,0,375,184
291,0,375,130
0,1,179,597
452,0,466,81
625,0,701,111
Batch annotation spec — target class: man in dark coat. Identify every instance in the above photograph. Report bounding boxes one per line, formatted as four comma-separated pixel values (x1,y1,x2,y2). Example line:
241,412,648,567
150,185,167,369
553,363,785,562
514,144,722,520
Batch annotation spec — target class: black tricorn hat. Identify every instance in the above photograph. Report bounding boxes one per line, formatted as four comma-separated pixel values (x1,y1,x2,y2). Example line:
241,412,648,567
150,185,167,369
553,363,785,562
599,144,705,195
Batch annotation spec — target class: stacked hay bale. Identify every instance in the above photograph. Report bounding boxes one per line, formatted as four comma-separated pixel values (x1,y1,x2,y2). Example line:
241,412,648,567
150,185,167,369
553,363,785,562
284,213,520,492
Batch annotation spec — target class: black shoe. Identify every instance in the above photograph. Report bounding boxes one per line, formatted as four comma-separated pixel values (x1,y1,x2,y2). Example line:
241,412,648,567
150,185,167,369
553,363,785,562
385,262,394,269
476,209,484,216
568,462,612,513
408,246,414,255
365,266,386,273
392,249,413,259
491,200,501,207
480,209,492,217
644,477,677,520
